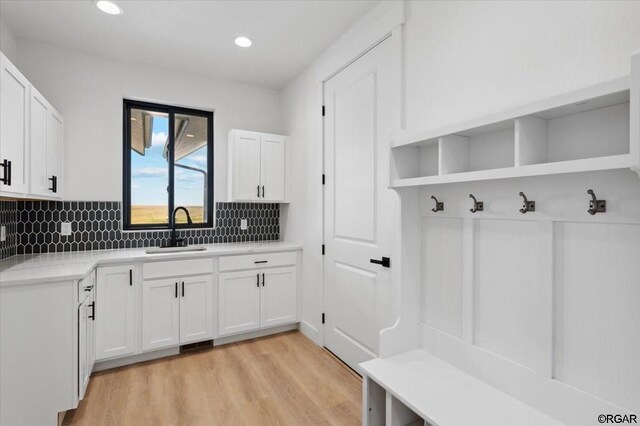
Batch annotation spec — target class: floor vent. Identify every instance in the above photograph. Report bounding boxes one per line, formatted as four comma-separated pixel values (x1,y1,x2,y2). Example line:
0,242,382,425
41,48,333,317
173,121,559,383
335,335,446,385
180,340,214,353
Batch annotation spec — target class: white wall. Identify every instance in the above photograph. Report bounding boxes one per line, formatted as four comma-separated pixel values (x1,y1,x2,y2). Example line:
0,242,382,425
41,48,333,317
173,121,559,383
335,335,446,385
15,40,282,201
281,0,640,344
0,20,18,63
404,0,640,131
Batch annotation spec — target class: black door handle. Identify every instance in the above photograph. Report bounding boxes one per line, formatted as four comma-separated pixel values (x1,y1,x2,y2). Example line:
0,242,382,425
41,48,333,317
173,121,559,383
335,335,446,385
261,185,265,198
182,281,185,297
262,273,265,286
256,273,260,287
89,302,95,320
370,257,390,268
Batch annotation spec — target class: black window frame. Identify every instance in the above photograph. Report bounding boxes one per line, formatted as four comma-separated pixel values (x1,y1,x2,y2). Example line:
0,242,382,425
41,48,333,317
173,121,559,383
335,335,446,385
122,99,214,231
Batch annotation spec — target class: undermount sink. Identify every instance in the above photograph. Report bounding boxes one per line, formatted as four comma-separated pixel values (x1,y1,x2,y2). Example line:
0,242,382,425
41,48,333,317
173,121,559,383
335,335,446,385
145,246,207,254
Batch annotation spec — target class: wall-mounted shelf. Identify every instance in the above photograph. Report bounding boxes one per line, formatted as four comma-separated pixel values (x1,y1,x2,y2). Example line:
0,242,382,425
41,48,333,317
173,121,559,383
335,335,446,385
390,77,639,188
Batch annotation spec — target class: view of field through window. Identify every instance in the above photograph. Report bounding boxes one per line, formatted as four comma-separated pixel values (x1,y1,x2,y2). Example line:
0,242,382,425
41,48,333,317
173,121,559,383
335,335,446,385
129,107,209,225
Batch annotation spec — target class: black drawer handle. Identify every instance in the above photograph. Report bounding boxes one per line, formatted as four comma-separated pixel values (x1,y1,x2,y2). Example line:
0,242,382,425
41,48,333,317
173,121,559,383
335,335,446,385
0,159,11,186
370,257,391,268
49,175,57,193
254,260,268,264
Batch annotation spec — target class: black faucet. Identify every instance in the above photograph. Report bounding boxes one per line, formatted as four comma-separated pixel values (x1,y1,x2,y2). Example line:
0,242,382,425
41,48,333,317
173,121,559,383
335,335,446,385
169,206,192,247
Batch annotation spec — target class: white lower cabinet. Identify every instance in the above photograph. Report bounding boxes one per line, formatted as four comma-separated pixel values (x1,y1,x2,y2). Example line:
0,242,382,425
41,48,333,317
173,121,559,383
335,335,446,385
96,265,136,360
260,267,297,328
218,256,298,337
142,278,180,351
142,274,214,351
218,270,261,335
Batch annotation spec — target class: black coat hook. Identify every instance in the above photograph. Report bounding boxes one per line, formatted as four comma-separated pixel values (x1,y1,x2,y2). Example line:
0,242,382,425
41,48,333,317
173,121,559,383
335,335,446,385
469,194,483,213
587,189,606,215
430,195,444,212
518,192,535,214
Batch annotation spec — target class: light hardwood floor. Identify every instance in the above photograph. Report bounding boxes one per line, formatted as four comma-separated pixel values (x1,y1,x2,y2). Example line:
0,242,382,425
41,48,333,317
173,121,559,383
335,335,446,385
63,331,361,426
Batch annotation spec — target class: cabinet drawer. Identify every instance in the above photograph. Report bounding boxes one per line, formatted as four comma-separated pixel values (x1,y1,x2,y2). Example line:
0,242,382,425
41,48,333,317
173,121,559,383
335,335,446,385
219,251,297,272
143,258,212,279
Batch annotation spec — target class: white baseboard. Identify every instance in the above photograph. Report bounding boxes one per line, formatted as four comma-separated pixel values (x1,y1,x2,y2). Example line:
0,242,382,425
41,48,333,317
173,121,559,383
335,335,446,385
214,323,298,346
93,347,180,372
299,320,321,346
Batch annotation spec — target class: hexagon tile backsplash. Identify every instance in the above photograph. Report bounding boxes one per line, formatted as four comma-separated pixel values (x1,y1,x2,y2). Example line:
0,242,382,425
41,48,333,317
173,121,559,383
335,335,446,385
0,201,279,258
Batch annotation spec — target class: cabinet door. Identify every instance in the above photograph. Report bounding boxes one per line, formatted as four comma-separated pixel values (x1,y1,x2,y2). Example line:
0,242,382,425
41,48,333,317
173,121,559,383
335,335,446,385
87,288,96,380
0,53,30,194
218,270,260,336
96,265,136,360
260,266,298,328
46,108,63,196
142,279,180,351
260,134,286,201
230,130,261,201
29,88,49,196
78,299,88,400
180,274,214,344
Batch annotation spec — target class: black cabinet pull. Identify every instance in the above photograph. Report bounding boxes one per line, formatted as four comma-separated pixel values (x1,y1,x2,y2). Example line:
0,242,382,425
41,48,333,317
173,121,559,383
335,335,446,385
262,273,265,287
89,302,95,320
175,282,178,298
254,260,268,264
257,185,260,198
256,273,259,287
129,269,133,286
261,186,265,198
0,159,11,186
370,257,391,268
49,175,57,193
181,281,185,297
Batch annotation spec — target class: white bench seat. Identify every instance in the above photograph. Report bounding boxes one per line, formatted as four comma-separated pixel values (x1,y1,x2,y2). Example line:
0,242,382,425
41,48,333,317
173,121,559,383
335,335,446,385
360,349,565,426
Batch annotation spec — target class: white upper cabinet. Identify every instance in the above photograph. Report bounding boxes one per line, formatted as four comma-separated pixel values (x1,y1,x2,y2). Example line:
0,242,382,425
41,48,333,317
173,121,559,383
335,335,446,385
0,51,63,199
260,134,286,201
29,87,63,197
228,129,288,202
0,52,30,194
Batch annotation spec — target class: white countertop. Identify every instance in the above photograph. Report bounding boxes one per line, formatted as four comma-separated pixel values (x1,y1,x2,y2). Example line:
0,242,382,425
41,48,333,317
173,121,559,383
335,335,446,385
0,241,302,287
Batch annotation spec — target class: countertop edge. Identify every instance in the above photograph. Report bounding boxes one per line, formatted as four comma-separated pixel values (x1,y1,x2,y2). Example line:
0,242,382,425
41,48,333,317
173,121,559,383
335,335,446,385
0,242,303,288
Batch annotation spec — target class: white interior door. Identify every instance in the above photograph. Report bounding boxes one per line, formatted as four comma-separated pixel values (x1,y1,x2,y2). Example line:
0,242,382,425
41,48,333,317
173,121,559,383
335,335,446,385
231,130,261,201
260,134,286,201
323,36,396,372
260,266,297,328
179,274,214,344
142,278,180,351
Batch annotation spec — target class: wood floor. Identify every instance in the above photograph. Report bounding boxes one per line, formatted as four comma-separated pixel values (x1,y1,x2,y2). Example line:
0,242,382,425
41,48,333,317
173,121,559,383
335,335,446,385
63,331,362,426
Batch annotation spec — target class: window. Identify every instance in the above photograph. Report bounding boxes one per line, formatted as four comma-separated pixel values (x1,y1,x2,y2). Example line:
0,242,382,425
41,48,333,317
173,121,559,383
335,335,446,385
123,99,213,230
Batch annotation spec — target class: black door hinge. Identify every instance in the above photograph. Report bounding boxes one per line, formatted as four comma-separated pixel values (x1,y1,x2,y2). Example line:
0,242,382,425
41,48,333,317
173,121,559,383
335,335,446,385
322,105,325,116
322,313,325,324
322,244,325,255
322,174,325,185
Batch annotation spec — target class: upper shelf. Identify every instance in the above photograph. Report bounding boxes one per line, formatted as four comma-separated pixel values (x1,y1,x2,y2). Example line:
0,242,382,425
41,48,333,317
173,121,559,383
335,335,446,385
390,77,639,187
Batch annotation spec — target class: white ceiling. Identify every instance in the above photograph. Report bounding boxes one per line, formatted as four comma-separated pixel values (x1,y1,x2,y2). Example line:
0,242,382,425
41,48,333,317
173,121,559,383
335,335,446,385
0,0,378,89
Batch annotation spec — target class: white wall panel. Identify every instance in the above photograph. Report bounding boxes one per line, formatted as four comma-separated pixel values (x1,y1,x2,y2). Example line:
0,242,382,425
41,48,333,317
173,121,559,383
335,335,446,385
421,217,463,338
473,219,550,372
554,222,640,412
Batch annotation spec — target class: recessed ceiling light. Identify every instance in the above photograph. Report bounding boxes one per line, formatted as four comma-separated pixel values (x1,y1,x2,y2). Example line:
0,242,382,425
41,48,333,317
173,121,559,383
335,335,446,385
234,36,252,48
130,117,137,122
186,133,195,138
96,1,123,15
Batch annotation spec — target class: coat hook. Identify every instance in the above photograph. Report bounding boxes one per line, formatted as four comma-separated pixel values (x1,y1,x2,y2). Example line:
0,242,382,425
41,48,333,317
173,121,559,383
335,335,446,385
587,189,606,215
469,194,483,213
430,195,444,212
518,192,535,214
